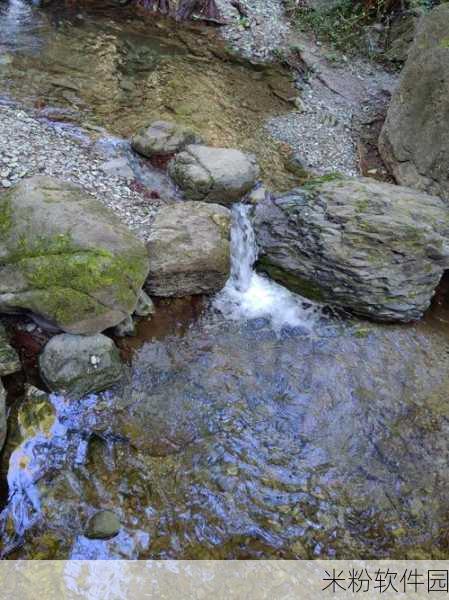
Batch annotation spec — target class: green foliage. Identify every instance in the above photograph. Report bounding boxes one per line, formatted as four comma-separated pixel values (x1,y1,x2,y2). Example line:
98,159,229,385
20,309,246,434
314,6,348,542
287,0,437,52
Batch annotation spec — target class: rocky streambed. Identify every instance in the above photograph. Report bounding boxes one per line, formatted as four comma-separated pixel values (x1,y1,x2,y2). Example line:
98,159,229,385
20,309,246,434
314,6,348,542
1,0,449,561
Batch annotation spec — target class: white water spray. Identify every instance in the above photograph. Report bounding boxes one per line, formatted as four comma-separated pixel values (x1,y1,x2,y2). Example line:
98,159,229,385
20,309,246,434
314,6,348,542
214,203,319,332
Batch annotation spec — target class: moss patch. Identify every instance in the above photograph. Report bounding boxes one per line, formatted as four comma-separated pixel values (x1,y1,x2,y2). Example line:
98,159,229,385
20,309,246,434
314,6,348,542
257,257,326,302
0,197,13,236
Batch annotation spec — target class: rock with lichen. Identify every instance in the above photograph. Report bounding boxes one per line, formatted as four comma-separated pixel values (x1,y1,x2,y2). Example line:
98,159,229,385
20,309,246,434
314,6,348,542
253,177,449,322
145,201,231,296
131,120,202,158
168,145,259,205
0,176,149,334
39,333,123,397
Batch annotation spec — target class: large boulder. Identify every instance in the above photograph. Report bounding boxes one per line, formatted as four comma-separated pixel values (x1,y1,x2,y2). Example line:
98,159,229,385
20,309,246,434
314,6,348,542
0,379,6,452
145,201,231,297
131,120,202,158
0,176,149,334
379,5,449,200
254,177,449,322
168,145,260,205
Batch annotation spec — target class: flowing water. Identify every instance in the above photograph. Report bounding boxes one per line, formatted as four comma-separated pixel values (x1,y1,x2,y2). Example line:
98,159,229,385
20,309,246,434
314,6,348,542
0,0,299,188
2,0,449,561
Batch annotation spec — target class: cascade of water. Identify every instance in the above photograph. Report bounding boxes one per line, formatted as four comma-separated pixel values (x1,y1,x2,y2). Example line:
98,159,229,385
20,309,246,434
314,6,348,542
214,203,319,333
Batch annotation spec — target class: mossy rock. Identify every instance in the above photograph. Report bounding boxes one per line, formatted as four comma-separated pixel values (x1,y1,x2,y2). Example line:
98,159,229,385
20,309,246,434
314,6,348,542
0,176,149,334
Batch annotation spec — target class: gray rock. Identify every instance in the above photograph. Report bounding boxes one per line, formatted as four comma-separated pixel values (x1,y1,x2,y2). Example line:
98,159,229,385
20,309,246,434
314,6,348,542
0,176,149,334
254,177,449,323
0,323,20,376
134,289,155,317
145,201,231,297
84,510,120,540
379,5,449,200
131,120,202,158
168,145,260,205
39,333,123,397
113,315,136,338
0,379,6,452
99,157,134,181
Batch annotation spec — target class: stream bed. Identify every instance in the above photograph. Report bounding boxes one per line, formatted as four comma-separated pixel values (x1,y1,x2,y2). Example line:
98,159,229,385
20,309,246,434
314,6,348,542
1,0,449,561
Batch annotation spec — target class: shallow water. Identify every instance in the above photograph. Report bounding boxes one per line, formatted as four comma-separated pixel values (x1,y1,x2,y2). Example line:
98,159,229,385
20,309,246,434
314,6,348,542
0,0,299,188
2,204,449,559
1,0,449,561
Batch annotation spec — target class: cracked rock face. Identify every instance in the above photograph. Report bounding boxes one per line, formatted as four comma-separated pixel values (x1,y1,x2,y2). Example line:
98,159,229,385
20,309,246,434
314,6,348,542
254,177,449,323
0,176,149,334
39,333,123,398
168,145,260,205
145,201,231,297
379,5,449,200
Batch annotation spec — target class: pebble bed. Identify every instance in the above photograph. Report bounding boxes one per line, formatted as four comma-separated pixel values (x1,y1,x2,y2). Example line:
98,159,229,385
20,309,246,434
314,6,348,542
215,0,291,61
0,104,165,240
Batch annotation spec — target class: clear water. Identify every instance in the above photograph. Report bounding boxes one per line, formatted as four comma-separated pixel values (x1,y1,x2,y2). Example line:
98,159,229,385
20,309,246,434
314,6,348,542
1,0,449,561
214,204,319,333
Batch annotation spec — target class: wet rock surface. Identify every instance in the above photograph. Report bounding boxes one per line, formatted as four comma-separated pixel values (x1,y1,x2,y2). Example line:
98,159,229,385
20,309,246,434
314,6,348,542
379,5,449,200
39,333,123,398
254,177,449,322
0,380,6,453
0,175,149,334
84,510,121,540
168,145,260,205
145,201,231,297
0,323,21,376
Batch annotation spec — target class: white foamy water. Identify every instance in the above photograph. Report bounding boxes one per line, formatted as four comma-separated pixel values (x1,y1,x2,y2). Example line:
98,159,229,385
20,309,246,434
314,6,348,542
214,203,320,332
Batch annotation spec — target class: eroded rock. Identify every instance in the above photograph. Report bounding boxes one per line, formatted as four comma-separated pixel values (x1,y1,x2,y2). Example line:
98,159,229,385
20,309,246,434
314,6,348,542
0,176,149,334
254,177,449,322
168,145,259,205
145,201,231,297
39,333,123,397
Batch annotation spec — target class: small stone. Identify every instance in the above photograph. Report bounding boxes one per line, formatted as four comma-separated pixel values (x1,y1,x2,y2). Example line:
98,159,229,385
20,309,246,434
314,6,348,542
134,290,155,317
113,315,136,337
84,510,120,540
39,333,123,398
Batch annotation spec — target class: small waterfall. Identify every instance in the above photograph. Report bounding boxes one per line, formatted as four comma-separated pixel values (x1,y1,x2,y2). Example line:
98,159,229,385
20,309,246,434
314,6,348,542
214,203,319,333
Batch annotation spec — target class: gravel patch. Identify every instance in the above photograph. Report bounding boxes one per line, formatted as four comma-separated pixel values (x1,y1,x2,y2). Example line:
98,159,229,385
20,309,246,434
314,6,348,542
0,104,174,240
266,44,397,178
216,0,291,61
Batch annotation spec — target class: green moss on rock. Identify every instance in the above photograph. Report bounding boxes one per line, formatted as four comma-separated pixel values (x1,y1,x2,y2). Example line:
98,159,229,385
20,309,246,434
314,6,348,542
257,257,326,302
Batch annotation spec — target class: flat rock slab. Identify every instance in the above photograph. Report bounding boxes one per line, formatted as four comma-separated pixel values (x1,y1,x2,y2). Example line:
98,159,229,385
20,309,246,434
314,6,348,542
39,333,123,398
0,176,149,334
254,177,449,322
168,145,260,205
145,201,231,297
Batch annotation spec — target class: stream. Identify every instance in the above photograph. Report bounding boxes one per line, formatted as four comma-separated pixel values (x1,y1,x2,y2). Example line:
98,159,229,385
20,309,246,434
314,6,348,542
1,0,449,560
